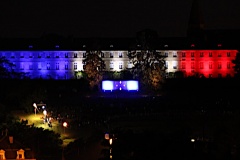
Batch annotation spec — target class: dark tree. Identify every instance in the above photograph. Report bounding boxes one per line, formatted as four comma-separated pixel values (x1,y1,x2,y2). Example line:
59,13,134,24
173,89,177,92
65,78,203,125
128,29,167,91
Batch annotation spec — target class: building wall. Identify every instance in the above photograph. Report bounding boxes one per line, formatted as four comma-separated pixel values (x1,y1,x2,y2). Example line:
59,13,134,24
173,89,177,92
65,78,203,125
0,49,237,79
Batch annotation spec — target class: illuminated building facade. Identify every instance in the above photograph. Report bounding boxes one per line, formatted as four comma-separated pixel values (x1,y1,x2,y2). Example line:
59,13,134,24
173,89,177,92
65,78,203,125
0,42,238,79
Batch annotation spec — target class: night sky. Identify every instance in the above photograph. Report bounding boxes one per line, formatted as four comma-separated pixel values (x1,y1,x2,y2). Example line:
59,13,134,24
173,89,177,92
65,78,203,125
0,0,240,38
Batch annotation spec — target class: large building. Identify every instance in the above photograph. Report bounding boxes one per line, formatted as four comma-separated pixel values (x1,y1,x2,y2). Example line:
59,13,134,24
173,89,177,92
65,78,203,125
0,0,239,80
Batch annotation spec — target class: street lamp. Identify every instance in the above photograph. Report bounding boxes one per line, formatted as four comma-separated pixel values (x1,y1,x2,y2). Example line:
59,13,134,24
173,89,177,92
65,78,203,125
63,122,68,134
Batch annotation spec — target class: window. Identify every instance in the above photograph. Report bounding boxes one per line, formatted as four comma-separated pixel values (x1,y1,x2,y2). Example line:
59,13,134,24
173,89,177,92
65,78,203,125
227,52,231,57
172,61,177,69
38,53,41,58
20,63,24,70
29,63,33,70
182,52,186,57
47,63,50,70
74,53,78,58
74,63,77,70
218,74,222,78
191,52,194,57
182,62,186,69
218,62,222,69
101,52,104,58
200,52,204,57
29,52,33,58
127,61,132,69
209,74,213,78
65,52,68,58
164,52,168,57
55,52,59,58
110,52,114,58
38,63,41,70
119,62,123,69
56,63,59,70
20,52,24,58
218,52,222,57
200,62,204,69
209,62,213,69
110,61,114,69
118,52,123,58
191,62,195,69
165,61,168,69
65,62,68,70
209,52,212,57
83,52,86,58
227,62,231,69
11,53,15,58
46,52,50,58
173,52,177,57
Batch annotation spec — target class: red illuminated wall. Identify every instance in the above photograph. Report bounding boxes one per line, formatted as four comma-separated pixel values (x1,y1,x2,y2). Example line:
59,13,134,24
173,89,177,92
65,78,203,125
178,50,238,78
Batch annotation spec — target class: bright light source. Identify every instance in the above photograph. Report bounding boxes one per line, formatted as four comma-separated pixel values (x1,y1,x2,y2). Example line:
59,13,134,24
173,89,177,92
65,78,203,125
63,122,68,128
191,138,195,142
43,110,47,116
109,138,113,145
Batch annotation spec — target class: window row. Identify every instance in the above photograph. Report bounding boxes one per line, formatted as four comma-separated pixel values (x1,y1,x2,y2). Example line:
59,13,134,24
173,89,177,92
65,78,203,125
0,52,125,58
163,52,232,57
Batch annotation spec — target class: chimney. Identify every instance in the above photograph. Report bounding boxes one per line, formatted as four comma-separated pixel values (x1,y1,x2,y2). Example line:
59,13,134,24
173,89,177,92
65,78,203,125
9,136,13,144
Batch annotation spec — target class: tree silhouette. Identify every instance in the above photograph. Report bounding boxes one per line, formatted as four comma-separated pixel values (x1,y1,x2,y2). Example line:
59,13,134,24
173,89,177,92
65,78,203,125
128,29,167,91
83,50,105,90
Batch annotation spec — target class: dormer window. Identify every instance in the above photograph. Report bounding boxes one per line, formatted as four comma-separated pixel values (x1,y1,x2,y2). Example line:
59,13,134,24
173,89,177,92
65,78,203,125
191,44,195,47
164,45,168,48
218,44,222,47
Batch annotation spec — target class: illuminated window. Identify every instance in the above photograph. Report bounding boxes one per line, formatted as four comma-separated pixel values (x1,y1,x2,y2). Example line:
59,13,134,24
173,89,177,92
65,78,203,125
118,52,123,58
110,52,114,58
227,52,231,57
182,52,186,57
47,63,50,70
182,62,186,69
110,61,114,69
209,62,213,69
200,62,204,69
74,53,78,58
56,63,59,70
191,52,194,57
119,62,123,69
209,52,212,57
74,63,77,70
191,62,195,69
173,52,177,57
227,62,231,69
218,62,222,69
200,52,204,57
